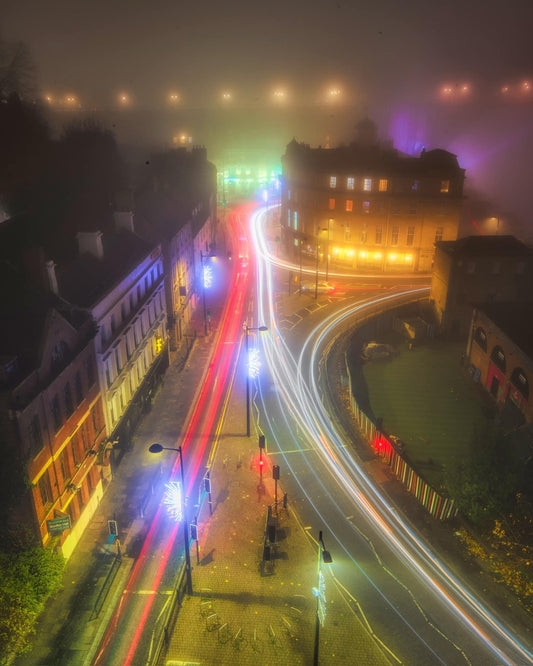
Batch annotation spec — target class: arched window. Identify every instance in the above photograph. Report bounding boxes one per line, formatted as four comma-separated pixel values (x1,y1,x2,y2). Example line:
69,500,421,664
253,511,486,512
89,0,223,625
473,327,487,351
510,367,529,400
52,340,70,370
490,346,506,373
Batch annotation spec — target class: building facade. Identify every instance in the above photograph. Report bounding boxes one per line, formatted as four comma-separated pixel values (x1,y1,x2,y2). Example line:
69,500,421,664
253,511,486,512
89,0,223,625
467,302,533,425
431,235,533,336
0,262,106,558
281,119,465,274
57,217,167,454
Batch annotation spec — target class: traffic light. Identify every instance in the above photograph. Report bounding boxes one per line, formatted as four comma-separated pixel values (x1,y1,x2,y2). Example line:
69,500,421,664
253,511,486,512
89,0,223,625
259,434,265,449
108,520,118,537
273,465,280,480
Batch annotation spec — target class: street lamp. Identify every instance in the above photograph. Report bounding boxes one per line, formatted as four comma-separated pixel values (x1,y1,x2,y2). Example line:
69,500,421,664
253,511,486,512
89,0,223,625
148,443,193,594
244,325,268,437
313,530,332,666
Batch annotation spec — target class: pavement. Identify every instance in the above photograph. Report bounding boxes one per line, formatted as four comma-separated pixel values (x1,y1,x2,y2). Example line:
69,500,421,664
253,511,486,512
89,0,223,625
14,277,392,666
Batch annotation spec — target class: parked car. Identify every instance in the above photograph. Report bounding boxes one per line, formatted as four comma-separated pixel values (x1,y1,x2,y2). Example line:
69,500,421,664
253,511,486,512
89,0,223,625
300,281,335,294
361,341,396,360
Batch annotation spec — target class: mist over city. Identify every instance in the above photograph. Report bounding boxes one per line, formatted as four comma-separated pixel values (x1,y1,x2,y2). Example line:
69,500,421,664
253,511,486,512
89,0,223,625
1,1,533,664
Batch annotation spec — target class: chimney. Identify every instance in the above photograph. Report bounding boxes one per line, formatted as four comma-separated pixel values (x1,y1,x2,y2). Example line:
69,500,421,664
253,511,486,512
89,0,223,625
76,231,104,259
45,260,59,295
114,211,134,233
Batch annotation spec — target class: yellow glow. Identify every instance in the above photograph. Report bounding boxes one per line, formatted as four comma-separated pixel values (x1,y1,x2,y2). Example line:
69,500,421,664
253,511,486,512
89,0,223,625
359,251,367,259
405,254,413,263
154,336,163,354
118,92,131,106
221,91,232,102
168,92,180,104
332,247,340,256
388,253,397,262
346,249,355,257
373,252,382,260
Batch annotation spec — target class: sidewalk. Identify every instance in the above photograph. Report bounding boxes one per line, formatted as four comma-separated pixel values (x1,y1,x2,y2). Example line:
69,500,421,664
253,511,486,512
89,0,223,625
159,292,390,665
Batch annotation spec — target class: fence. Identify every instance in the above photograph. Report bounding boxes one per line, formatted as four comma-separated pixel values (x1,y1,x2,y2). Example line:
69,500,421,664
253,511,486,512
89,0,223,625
345,354,458,521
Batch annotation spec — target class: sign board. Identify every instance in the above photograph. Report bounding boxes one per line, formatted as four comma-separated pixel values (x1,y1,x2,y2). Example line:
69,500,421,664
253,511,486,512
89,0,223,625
47,516,71,534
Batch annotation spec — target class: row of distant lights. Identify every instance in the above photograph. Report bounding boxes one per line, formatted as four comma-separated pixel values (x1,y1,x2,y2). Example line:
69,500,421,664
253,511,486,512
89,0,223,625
44,88,342,108
42,87,344,109
439,80,532,99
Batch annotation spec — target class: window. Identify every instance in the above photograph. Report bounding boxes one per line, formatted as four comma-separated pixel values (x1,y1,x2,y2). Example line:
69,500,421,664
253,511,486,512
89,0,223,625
60,452,69,482
411,180,419,192
51,341,69,370
363,178,372,192
64,382,74,417
115,347,122,373
347,177,355,190
121,302,127,321
360,224,367,244
328,198,336,211
391,226,399,245
105,359,113,388
408,204,417,215
137,285,142,302
287,189,291,200
126,332,132,359
435,227,444,242
92,404,100,434
491,346,506,373
375,225,383,244
362,201,370,214
72,433,81,466
440,180,450,193
129,293,135,311
51,395,62,431
329,176,337,188
74,371,83,404
287,209,291,227
38,472,52,507
391,205,400,215
345,200,353,212
474,327,487,351
511,368,529,399
86,356,95,387
293,211,298,230
406,226,415,246
344,225,352,241
378,179,388,192
28,415,43,455
111,314,117,333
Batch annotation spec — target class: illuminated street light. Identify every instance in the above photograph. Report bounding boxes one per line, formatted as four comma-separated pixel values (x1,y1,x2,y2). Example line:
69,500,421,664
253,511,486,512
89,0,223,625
244,325,268,437
221,91,232,102
168,92,180,104
149,443,193,594
313,530,333,666
118,92,131,106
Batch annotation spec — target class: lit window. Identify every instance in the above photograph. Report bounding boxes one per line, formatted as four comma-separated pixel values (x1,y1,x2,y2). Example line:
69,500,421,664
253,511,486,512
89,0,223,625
379,179,388,192
288,208,291,227
344,225,352,241
293,211,298,230
329,176,337,188
346,200,353,212
375,225,382,244
329,198,336,210
440,180,450,193
391,226,399,245
28,415,43,455
360,224,367,244
362,201,370,214
406,226,415,246
363,178,372,192
347,177,355,190
435,226,443,242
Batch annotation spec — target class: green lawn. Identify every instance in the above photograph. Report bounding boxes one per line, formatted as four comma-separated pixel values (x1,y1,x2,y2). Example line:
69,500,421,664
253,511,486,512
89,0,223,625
362,338,490,488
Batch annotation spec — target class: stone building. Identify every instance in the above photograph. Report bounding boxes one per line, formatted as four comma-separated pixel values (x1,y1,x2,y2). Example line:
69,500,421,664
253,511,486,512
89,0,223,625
281,118,465,274
431,235,533,336
0,259,105,558
467,302,533,425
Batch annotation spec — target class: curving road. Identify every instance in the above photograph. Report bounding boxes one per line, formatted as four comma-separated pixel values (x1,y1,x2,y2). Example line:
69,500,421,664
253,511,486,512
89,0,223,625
249,204,533,665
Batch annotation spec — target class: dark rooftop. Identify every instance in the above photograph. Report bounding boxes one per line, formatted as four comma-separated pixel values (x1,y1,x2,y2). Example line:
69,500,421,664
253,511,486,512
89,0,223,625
476,301,533,358
58,230,155,308
437,235,533,258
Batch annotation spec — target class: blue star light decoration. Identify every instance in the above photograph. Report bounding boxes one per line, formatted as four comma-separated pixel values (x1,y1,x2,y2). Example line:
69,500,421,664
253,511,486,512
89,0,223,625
247,348,261,379
203,264,213,289
163,481,183,522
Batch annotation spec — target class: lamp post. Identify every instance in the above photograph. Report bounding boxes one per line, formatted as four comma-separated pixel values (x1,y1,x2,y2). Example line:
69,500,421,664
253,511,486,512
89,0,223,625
325,219,332,282
314,227,328,300
313,530,332,666
245,325,268,437
200,251,212,337
148,443,193,594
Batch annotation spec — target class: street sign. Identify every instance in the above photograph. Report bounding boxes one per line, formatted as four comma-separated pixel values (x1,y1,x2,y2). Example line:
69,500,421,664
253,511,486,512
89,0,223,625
47,516,71,534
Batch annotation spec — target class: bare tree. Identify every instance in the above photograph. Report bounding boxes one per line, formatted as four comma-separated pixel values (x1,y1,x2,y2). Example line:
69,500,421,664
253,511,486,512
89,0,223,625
0,38,36,100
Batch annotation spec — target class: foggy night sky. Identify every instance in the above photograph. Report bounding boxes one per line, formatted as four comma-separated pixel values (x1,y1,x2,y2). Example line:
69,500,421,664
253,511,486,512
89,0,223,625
2,0,533,234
